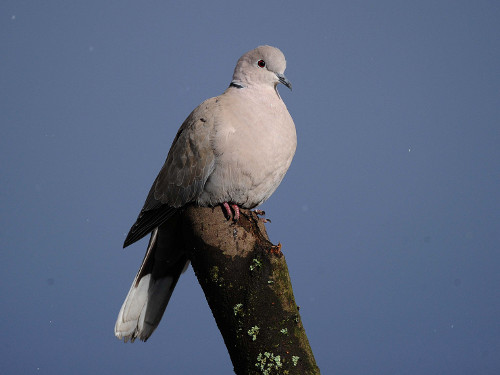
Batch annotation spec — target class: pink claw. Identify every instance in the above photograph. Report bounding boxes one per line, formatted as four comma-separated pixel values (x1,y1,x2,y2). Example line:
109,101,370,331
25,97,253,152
253,209,270,223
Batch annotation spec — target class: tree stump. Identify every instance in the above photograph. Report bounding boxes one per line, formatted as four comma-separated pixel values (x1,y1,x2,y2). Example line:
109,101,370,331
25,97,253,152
181,205,320,374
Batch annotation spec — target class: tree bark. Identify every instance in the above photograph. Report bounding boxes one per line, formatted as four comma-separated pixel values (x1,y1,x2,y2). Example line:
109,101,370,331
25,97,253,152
181,205,320,374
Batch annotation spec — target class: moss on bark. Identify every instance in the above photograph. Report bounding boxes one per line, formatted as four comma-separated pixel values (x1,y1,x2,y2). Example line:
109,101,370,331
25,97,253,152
181,205,320,374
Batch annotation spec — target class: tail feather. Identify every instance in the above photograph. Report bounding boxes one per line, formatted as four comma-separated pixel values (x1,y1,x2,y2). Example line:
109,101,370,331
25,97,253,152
115,222,188,342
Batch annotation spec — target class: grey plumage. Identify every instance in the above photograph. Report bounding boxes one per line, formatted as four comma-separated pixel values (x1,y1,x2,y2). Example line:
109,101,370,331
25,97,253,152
115,45,296,342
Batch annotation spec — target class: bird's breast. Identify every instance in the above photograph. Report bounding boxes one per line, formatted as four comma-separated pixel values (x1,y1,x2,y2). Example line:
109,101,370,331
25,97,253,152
198,90,296,208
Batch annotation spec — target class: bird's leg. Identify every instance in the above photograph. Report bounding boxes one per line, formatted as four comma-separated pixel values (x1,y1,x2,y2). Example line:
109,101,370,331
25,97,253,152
231,204,240,221
222,202,240,221
222,202,232,219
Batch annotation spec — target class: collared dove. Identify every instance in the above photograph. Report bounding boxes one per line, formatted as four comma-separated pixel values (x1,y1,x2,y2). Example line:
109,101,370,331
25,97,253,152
115,45,296,342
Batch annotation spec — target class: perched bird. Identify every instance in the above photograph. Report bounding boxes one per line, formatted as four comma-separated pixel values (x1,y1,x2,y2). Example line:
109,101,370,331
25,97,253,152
115,45,297,342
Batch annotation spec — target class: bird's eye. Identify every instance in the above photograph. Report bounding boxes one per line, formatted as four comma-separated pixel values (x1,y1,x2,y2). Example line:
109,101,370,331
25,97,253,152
257,60,266,68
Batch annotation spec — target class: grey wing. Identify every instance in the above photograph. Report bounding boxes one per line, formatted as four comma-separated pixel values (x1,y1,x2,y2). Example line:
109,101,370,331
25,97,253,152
123,99,217,248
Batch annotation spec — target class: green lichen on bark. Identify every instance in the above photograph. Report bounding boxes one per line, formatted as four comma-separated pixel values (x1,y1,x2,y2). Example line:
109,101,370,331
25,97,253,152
181,206,320,374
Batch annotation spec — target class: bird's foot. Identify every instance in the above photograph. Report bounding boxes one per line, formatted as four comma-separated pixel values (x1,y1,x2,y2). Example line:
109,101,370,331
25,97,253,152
253,209,271,223
223,202,240,221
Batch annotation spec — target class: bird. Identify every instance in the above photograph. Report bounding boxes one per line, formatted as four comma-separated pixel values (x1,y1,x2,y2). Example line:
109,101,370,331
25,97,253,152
115,45,297,342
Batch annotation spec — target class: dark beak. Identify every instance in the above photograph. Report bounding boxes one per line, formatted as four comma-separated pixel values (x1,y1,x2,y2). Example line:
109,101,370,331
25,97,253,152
276,73,292,91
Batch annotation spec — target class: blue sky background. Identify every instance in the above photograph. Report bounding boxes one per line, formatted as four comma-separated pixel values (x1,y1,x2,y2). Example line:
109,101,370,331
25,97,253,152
1,1,499,374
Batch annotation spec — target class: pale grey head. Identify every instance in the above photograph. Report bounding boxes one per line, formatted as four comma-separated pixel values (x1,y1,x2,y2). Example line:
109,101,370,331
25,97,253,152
231,45,292,91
